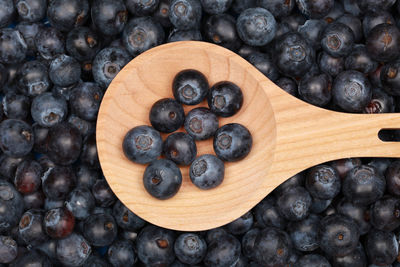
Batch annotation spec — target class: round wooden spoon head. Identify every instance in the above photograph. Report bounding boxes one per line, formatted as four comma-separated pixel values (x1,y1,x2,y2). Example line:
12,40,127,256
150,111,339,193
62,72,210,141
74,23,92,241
97,41,277,231
97,41,400,231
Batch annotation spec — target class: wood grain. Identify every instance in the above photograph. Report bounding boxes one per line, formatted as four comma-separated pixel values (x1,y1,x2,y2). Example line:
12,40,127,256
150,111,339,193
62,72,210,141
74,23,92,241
97,41,400,231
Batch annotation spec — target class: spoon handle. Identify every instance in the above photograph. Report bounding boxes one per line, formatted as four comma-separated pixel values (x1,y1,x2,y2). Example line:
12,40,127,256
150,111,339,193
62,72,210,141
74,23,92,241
264,82,400,179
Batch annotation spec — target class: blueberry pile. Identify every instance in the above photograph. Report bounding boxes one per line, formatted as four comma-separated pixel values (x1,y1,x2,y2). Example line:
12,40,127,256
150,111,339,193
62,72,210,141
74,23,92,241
123,69,252,199
0,0,400,265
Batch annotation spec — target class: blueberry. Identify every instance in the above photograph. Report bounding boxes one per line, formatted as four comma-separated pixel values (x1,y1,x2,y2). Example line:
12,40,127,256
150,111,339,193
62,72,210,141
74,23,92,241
47,123,82,166
18,209,48,246
47,0,89,32
143,159,182,200
298,19,327,50
274,173,305,196
136,225,176,266
0,119,33,158
0,181,24,233
122,17,165,56
207,81,243,117
357,0,396,12
257,0,294,18
83,213,118,247
149,98,185,133
204,14,241,51
15,0,46,23
225,211,253,235
298,73,332,107
332,70,372,112
364,87,395,113
167,28,203,42
69,82,103,122
329,157,362,179
75,164,99,189
0,0,14,28
318,51,345,77
56,233,91,266
287,213,320,252
9,250,52,267
174,233,207,265
169,0,202,30
44,207,75,239
0,63,7,90
23,191,44,210
277,186,312,221
2,92,30,120
381,60,400,96
91,0,128,36
296,0,334,18
16,60,51,97
163,132,197,166
342,165,385,206
92,179,116,207
337,13,362,43
14,160,42,195
80,134,100,169
345,44,378,74
65,187,95,220
42,166,76,200
276,77,298,96
331,242,367,267
294,254,331,267
363,11,395,38
92,47,131,89
44,198,64,211
172,69,209,105
310,196,332,213
370,196,400,232
385,160,400,196
31,92,68,128
15,22,42,56
107,239,137,267
273,32,315,78
254,195,287,229
126,0,159,16
189,154,224,190
305,164,340,200
246,52,279,82
321,22,355,58
213,123,252,162
366,229,398,266
0,236,18,264
366,23,400,62
123,125,162,164
200,0,232,14
0,155,28,182
154,0,173,28
85,254,110,267
184,107,218,141
34,27,65,60
241,228,259,259
236,8,277,47
66,27,101,62
49,54,81,87
252,227,292,266
204,233,240,267
319,214,360,257
68,115,95,138
112,200,146,231
0,29,27,64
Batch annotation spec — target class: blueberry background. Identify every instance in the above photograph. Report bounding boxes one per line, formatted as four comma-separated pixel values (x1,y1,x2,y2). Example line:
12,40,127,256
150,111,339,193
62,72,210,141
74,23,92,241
1,0,400,266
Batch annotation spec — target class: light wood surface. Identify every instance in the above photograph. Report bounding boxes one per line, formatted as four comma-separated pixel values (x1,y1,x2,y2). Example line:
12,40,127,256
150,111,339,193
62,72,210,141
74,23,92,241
96,41,400,231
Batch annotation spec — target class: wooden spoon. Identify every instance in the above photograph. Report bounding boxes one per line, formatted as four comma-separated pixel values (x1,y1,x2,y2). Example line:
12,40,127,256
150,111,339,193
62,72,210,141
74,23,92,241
96,41,400,231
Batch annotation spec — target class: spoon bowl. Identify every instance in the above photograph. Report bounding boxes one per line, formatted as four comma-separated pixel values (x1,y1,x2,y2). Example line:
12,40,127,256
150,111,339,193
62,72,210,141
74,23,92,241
97,41,400,231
